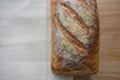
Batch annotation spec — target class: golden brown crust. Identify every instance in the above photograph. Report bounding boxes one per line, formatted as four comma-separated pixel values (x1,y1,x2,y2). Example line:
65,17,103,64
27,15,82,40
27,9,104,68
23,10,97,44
51,0,99,75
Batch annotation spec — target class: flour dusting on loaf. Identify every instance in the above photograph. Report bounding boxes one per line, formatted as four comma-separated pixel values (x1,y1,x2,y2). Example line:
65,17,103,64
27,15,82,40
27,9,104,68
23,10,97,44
51,0,99,75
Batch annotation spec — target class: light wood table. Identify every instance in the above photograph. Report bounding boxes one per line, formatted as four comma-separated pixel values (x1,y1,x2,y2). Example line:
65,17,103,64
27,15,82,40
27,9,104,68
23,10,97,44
74,0,120,80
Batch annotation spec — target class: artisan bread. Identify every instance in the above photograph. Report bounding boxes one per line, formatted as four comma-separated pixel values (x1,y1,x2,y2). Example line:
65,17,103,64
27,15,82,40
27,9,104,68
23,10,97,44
51,0,99,75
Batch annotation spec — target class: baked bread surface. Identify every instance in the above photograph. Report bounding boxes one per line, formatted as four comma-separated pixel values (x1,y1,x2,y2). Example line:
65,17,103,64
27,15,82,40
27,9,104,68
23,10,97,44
51,0,99,75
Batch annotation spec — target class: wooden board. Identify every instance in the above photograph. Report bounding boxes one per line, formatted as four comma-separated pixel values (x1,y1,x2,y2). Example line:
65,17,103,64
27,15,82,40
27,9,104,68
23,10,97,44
74,0,120,80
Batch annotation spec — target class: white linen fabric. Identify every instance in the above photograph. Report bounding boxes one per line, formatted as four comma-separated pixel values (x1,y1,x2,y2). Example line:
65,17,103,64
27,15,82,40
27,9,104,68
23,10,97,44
0,0,72,80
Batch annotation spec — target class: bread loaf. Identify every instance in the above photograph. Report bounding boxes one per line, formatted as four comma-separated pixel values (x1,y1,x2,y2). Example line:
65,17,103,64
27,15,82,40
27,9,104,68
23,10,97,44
51,0,99,75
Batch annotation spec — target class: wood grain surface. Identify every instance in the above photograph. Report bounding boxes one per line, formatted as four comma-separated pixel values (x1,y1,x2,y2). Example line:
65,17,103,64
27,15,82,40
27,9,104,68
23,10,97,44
74,0,120,80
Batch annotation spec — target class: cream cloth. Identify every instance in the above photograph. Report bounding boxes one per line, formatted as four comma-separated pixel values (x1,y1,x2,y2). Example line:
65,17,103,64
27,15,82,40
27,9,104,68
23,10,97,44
0,0,72,80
